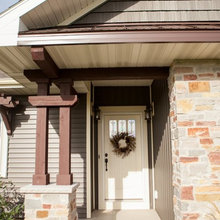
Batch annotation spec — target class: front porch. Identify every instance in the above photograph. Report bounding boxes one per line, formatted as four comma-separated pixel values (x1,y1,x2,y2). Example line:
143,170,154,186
0,0,220,219
0,27,219,220
83,210,161,220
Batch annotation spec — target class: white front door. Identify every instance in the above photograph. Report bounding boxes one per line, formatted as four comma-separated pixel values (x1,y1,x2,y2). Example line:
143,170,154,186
98,107,149,210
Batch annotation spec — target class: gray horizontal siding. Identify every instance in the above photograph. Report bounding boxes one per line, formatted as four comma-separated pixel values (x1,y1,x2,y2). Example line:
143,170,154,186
75,0,220,24
152,80,174,220
7,95,87,219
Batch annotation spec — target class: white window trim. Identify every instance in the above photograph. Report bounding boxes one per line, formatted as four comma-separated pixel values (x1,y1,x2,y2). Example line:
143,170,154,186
0,115,9,178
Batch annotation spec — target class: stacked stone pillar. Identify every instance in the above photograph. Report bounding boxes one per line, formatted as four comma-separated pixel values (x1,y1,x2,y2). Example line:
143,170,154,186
21,79,79,220
20,184,79,220
169,60,220,220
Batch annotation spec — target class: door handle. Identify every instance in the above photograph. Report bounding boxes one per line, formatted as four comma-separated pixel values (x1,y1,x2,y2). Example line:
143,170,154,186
105,158,108,171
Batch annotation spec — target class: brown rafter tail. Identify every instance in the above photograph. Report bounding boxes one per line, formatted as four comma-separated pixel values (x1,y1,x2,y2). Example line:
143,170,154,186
31,47,59,78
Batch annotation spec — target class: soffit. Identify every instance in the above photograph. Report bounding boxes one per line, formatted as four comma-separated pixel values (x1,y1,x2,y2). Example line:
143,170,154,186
0,43,220,94
46,43,220,68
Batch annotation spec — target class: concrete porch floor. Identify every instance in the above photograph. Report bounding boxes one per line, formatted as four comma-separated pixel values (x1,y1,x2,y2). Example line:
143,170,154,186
82,210,161,220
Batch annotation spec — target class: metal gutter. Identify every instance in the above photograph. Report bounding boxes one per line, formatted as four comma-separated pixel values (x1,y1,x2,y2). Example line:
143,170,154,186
18,22,220,45
18,30,220,46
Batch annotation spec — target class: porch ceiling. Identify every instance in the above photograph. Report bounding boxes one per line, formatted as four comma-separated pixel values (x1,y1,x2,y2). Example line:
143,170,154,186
46,43,220,68
0,42,220,95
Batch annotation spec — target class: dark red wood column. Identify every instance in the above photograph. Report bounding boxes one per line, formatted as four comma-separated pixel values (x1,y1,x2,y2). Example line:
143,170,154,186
33,81,50,185
56,80,73,185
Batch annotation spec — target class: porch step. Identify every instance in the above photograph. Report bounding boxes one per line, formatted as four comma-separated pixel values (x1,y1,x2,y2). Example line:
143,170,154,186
80,210,161,220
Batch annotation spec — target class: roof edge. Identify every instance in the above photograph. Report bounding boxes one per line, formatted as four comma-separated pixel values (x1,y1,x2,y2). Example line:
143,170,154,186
20,22,220,35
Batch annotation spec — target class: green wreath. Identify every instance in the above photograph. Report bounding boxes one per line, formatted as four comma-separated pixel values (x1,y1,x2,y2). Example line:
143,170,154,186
110,132,136,158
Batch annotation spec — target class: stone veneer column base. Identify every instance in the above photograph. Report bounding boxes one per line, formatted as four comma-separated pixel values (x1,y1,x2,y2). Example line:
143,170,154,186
20,183,79,220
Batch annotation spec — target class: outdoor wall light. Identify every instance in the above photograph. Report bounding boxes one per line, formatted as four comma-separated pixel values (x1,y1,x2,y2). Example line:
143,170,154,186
95,107,101,120
144,109,151,121
145,103,154,121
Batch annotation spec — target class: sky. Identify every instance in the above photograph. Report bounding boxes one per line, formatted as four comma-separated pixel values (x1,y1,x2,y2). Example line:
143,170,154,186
0,0,19,13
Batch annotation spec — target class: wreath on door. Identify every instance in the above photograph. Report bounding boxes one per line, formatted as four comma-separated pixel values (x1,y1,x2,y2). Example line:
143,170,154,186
110,132,136,158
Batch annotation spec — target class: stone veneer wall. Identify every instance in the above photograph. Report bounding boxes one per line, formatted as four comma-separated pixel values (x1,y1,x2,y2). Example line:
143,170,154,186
169,60,220,220
21,184,79,220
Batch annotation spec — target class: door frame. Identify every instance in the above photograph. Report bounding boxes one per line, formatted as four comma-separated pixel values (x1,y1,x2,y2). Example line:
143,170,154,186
97,106,150,210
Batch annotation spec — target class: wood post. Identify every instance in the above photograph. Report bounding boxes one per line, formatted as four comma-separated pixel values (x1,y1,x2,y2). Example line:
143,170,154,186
33,81,50,185
56,80,73,185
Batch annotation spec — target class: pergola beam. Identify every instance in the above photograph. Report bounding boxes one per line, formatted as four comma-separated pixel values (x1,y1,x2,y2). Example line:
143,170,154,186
31,47,59,78
24,67,169,81
61,67,169,80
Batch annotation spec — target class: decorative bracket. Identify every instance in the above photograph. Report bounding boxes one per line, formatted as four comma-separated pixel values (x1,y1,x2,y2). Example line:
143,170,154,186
0,94,19,135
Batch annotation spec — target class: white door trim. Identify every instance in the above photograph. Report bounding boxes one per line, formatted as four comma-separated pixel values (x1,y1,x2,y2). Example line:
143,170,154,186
98,106,149,210
86,85,92,218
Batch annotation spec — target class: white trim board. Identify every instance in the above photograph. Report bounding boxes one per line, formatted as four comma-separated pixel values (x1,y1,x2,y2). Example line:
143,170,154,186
86,84,92,218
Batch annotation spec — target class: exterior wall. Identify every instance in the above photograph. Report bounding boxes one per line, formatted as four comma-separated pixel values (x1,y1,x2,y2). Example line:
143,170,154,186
75,0,220,24
6,95,87,219
152,80,174,220
169,60,220,220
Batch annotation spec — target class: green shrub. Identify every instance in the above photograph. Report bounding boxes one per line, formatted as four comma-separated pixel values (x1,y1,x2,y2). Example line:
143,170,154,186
0,179,24,220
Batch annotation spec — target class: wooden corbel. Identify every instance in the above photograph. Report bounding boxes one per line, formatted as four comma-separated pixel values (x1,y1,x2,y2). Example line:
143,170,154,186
0,94,19,135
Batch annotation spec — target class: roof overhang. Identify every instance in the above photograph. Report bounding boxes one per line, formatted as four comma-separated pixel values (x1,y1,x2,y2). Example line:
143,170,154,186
18,22,220,46
1,23,220,95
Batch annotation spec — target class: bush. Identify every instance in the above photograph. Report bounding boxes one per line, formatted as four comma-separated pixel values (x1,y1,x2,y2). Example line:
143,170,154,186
0,179,24,220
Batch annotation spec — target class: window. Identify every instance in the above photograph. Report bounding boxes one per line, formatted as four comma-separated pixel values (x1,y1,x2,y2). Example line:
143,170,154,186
118,120,126,133
109,120,117,137
0,115,9,178
109,119,136,137
128,120,135,136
